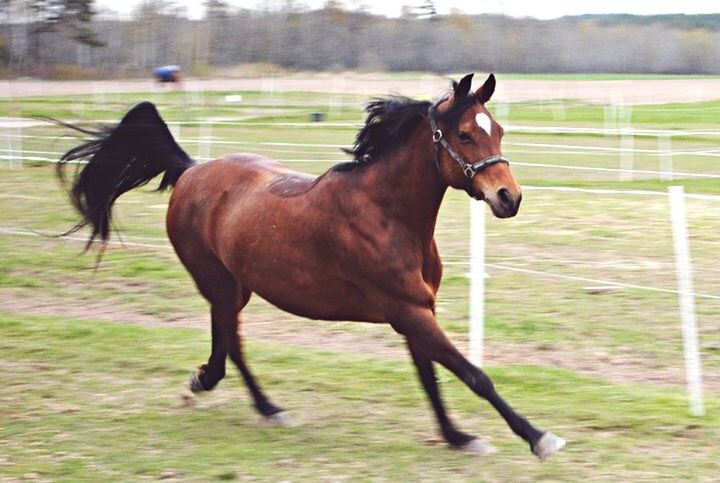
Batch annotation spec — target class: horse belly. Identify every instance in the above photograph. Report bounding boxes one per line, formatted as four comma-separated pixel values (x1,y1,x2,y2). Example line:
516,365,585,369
222,219,383,322
255,279,380,322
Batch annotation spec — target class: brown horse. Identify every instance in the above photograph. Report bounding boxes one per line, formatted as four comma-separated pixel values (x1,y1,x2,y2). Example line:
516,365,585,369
58,73,564,459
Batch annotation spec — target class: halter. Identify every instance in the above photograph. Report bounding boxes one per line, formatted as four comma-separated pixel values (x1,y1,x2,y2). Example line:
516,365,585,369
427,104,510,197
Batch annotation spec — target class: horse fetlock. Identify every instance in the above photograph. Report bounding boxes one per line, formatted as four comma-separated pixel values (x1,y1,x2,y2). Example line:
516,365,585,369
442,427,476,448
188,372,207,393
256,400,285,418
461,438,498,456
190,363,226,393
259,411,293,427
532,431,566,460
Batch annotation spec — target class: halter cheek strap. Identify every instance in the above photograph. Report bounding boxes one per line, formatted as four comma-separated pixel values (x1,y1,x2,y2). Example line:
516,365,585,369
428,105,510,197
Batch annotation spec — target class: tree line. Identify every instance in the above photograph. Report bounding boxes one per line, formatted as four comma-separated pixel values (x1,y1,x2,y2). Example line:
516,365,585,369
2,1,720,77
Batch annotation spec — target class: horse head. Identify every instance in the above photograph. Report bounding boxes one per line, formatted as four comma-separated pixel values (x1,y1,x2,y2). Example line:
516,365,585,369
430,73,521,218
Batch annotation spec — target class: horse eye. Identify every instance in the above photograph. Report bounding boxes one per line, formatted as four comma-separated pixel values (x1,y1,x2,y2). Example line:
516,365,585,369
458,132,472,143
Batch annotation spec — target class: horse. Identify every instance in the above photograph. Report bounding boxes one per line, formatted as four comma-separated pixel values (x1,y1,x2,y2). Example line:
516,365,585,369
57,73,565,459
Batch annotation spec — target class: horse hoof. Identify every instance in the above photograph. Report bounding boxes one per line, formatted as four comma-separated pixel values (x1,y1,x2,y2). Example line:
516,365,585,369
188,372,206,394
462,438,498,456
532,431,566,460
260,411,292,427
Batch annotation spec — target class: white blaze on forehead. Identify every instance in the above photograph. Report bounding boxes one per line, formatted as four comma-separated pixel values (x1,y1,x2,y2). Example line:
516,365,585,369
475,113,492,136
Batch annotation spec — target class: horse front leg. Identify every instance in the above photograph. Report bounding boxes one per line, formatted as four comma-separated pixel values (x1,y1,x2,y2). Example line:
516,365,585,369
394,308,565,459
407,340,497,455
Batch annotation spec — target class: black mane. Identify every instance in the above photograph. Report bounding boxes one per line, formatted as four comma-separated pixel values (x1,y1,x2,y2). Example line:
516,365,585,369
337,93,478,171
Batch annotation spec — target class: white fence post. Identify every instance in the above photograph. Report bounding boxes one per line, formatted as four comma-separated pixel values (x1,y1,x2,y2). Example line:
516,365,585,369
16,125,22,169
197,123,212,162
619,129,634,181
603,105,617,132
551,99,566,121
469,199,486,366
619,105,634,181
495,101,510,125
3,126,22,169
3,128,10,168
668,186,705,417
260,76,276,106
659,134,673,181
2,128,9,168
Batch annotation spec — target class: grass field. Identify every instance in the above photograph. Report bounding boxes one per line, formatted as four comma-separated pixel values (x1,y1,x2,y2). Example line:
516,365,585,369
2,77,720,480
2,313,719,481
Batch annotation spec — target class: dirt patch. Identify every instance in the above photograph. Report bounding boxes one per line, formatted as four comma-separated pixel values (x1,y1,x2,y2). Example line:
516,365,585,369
0,288,404,357
3,75,720,104
2,288,717,392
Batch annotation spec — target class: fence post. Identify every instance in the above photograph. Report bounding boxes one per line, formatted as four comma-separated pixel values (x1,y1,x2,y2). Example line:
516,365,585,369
659,134,673,181
618,105,634,181
92,81,106,110
668,186,705,417
3,126,22,169
495,101,510,125
260,76,275,106
619,129,634,181
603,105,617,132
16,125,23,169
469,199,486,366
2,127,9,168
197,123,212,162
551,99,566,121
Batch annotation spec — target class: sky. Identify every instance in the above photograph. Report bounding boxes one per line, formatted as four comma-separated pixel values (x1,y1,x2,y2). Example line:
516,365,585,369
96,0,720,20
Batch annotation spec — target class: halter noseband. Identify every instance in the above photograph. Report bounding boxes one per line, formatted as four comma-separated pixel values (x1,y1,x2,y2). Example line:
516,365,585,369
427,104,510,197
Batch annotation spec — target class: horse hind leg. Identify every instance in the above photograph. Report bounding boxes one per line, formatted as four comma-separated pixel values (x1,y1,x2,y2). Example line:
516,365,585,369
179,249,284,420
225,288,286,422
185,260,241,393
188,304,233,393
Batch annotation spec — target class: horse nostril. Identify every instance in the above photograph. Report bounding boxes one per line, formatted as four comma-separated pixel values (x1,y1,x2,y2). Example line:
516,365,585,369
498,188,514,208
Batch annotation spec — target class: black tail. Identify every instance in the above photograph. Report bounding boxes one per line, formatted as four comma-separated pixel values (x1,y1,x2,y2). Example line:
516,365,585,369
55,101,195,248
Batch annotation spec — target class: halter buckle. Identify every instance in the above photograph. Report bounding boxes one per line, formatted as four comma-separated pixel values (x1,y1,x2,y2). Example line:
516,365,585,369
463,165,476,178
432,129,443,143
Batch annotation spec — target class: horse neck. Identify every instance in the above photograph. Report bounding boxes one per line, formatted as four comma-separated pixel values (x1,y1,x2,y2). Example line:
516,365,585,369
358,127,447,239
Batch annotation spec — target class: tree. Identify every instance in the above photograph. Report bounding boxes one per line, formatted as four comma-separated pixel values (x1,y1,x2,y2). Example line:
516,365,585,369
204,0,230,65
204,0,229,19
28,0,104,64
0,1,12,67
417,0,436,19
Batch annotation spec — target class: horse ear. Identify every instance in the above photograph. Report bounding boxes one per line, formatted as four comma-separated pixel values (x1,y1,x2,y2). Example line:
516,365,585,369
475,73,496,104
450,73,474,104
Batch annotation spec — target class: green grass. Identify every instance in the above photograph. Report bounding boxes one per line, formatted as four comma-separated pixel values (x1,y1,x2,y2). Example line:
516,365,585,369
524,177,720,194
5,84,720,128
2,312,719,481
1,92,719,377
2,84,720,479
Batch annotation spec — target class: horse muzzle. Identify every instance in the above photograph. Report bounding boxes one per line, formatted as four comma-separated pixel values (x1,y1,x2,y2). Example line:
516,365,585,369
486,187,522,218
